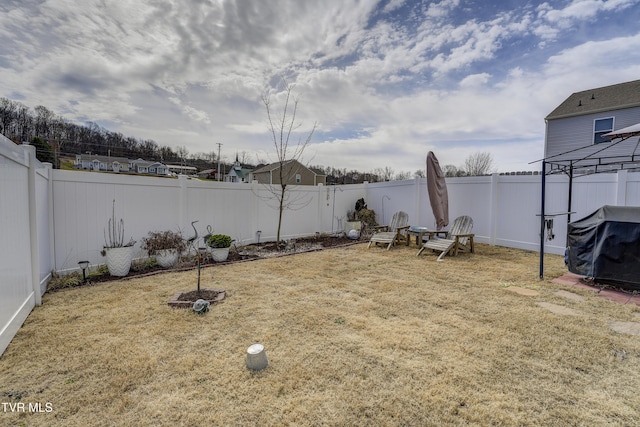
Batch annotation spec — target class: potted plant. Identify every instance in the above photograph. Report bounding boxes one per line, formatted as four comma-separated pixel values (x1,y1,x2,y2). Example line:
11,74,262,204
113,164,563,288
101,200,136,276
207,234,233,262
141,230,186,268
345,198,369,239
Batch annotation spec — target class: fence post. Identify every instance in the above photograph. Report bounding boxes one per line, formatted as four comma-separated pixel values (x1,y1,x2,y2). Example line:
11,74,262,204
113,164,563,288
178,175,188,232
414,176,421,226
44,163,56,285
22,144,41,306
489,173,499,245
616,169,628,206
251,180,260,244
317,183,324,234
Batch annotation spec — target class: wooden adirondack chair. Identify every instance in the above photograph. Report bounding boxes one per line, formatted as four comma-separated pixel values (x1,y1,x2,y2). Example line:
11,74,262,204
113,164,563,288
417,215,474,261
367,211,410,250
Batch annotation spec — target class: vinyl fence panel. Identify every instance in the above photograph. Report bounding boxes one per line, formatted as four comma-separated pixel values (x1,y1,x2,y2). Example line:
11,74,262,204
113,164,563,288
0,140,37,356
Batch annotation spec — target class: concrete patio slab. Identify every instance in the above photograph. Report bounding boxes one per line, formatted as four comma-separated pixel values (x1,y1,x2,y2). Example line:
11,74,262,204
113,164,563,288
507,286,539,297
536,302,580,316
554,290,585,302
609,321,640,336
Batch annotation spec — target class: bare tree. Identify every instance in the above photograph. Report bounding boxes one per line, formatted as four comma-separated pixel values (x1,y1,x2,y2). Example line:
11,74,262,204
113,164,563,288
443,164,463,177
463,152,495,176
238,150,251,165
395,171,413,180
414,169,425,178
200,151,217,164
176,145,189,166
262,80,317,247
380,166,395,181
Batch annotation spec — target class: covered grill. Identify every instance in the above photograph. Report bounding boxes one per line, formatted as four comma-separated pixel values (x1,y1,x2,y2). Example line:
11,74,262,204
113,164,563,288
567,205,640,290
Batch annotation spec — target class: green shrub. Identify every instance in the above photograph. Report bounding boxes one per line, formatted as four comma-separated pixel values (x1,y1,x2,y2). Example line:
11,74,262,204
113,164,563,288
207,234,233,248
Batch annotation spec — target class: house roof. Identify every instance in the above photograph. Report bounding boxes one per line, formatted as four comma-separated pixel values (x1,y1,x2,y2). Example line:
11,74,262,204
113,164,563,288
166,164,198,171
230,167,252,178
77,154,130,164
546,79,640,120
251,160,294,174
131,158,154,167
252,159,325,176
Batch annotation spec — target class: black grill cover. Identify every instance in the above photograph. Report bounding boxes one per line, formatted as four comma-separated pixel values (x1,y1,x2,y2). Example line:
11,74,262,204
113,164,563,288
567,205,640,289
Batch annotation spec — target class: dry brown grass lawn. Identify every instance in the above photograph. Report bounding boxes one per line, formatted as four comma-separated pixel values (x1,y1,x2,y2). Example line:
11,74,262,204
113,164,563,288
1,243,640,426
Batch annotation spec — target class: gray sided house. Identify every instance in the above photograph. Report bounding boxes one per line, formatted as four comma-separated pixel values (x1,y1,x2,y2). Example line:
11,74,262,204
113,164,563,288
75,155,168,175
545,79,640,172
251,159,326,186
130,158,168,175
75,154,131,173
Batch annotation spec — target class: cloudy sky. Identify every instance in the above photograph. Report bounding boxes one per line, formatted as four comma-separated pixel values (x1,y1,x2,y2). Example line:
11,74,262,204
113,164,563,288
1,0,640,174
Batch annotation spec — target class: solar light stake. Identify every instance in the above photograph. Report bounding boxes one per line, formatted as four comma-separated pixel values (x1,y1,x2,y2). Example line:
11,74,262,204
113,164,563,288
78,261,89,283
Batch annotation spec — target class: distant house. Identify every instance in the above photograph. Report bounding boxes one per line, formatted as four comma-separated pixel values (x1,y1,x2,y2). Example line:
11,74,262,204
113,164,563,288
75,154,131,173
75,155,169,175
130,159,168,175
545,79,640,170
251,159,326,186
225,155,253,183
166,164,198,176
197,169,218,180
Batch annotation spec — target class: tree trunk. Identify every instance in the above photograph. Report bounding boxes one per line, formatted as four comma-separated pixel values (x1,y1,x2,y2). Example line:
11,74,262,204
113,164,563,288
277,185,285,248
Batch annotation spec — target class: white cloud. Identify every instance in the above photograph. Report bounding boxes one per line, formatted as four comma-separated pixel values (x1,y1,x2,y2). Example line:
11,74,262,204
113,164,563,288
459,73,492,88
382,0,406,14
536,0,638,40
1,0,639,175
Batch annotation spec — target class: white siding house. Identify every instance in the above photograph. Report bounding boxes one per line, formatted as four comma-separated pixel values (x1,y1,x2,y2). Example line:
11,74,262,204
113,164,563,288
225,156,252,183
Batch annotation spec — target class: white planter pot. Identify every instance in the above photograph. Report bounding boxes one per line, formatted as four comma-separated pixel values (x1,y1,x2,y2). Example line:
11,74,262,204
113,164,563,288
155,249,179,268
105,246,133,277
210,247,230,262
345,221,362,240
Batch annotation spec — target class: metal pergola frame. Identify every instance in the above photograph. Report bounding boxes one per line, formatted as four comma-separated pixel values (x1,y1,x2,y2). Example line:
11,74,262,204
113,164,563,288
534,123,640,279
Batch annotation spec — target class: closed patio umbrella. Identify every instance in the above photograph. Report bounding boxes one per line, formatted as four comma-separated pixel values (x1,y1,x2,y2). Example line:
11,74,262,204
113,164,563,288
426,151,449,230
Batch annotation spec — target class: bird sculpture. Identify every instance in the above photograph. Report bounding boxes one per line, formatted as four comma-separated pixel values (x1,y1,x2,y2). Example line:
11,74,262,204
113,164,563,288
186,220,199,255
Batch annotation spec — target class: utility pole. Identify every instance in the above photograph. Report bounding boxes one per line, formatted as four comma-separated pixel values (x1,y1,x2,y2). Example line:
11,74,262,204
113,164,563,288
217,142,222,181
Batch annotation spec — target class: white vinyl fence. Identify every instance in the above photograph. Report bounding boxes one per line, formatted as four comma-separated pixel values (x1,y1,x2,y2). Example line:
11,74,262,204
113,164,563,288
0,137,53,356
3,129,640,356
50,169,640,273
365,171,640,254
50,170,369,272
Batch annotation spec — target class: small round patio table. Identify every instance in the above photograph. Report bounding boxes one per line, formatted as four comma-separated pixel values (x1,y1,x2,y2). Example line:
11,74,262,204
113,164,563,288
406,226,447,246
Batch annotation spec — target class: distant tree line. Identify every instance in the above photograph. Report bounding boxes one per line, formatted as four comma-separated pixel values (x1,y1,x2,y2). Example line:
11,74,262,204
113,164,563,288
0,97,196,168
0,96,494,178
312,151,495,183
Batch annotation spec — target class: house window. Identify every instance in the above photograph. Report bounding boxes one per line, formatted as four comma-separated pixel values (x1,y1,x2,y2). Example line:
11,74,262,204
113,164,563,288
594,117,614,144
295,174,301,183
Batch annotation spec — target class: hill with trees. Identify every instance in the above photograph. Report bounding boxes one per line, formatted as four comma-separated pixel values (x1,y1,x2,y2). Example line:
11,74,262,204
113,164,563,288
0,96,493,180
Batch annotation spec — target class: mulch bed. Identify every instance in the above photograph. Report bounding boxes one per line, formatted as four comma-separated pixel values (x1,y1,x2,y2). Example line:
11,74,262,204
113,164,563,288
168,288,227,308
53,234,360,290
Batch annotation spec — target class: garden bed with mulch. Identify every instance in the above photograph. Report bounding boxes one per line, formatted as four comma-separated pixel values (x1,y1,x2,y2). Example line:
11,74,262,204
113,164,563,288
48,234,360,291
